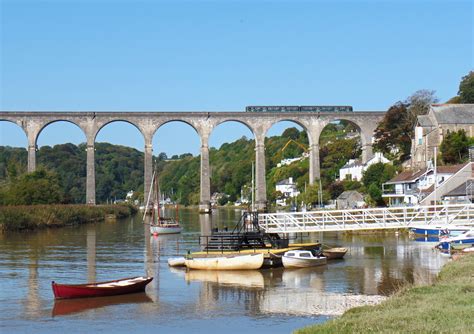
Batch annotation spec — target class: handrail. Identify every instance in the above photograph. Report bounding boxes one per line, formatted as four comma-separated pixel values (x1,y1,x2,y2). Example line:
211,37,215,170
258,204,474,233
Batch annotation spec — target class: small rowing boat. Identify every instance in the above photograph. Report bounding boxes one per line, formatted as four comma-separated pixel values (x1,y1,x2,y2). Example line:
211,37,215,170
168,256,186,267
51,276,153,299
323,247,348,260
185,253,264,270
282,250,327,268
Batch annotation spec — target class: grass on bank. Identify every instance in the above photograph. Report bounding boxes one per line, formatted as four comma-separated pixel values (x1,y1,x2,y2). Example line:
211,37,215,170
296,254,474,334
0,204,137,232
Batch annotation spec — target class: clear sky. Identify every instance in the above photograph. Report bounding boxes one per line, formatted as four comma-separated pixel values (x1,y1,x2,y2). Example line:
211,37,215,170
0,0,472,156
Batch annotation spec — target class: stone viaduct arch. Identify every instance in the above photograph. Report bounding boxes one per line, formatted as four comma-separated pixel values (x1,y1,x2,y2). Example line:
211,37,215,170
0,111,384,211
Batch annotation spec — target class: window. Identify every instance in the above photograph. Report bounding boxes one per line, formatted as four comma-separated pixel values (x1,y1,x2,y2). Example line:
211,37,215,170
299,253,311,258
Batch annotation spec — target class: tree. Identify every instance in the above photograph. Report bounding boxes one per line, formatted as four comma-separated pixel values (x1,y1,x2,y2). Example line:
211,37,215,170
406,90,438,128
3,169,64,205
458,71,474,103
440,129,470,164
373,102,412,162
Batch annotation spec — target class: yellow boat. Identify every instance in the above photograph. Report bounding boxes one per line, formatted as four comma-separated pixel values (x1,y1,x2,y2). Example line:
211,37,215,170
184,253,264,270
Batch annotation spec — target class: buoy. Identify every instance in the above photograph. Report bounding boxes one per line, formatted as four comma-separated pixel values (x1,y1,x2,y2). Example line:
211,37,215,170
153,232,158,236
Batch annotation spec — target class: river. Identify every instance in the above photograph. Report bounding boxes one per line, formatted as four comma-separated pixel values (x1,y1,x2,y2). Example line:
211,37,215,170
0,208,448,333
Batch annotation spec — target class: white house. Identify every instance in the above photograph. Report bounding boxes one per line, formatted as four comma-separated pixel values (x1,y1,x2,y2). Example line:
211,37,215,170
275,177,300,206
382,163,467,206
339,152,390,181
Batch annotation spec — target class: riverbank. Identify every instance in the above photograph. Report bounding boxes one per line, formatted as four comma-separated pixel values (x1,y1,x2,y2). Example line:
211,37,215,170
0,204,137,232
296,254,474,334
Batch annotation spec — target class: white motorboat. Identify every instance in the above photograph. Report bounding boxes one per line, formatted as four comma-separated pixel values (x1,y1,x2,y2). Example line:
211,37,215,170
282,250,327,268
184,253,264,270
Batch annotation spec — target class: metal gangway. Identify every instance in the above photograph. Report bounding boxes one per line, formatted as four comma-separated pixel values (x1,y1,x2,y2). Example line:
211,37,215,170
258,204,474,233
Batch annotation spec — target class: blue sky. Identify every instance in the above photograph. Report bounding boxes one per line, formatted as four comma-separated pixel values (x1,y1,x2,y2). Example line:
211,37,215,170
0,0,472,156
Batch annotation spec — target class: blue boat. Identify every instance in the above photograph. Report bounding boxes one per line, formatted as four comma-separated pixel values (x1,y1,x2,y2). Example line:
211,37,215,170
410,225,471,237
436,229,474,251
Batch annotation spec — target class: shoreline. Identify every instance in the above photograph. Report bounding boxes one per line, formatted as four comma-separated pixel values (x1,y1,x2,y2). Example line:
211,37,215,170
295,253,474,333
0,204,137,232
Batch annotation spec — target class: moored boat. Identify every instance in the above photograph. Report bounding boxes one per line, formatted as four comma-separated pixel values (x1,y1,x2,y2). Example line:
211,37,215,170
282,250,327,268
185,253,264,270
51,276,153,299
144,170,182,235
168,256,186,267
323,247,348,260
410,225,471,237
436,229,474,251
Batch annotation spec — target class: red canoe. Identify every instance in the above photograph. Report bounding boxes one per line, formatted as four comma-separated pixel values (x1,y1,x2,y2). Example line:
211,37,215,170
52,276,153,299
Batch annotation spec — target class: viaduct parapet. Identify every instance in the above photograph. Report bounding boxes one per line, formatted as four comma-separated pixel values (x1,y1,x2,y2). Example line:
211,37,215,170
0,111,385,211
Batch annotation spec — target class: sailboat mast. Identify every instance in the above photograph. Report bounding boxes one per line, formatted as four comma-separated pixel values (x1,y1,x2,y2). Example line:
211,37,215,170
143,170,155,222
155,173,161,223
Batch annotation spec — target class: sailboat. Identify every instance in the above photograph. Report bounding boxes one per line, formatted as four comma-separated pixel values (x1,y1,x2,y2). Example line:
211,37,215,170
143,170,182,235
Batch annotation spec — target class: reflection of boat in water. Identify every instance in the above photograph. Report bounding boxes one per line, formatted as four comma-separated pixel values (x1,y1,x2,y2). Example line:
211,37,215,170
52,276,153,299
52,292,153,316
185,253,264,270
185,269,265,288
282,250,326,268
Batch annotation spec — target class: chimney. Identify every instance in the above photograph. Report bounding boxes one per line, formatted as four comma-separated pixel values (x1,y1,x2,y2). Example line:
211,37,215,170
289,177,293,184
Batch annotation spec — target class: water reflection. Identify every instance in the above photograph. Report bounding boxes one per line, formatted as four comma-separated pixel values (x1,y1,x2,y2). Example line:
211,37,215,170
52,293,153,317
0,209,450,333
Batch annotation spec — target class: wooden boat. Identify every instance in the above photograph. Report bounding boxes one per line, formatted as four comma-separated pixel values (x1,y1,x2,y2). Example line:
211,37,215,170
184,253,264,270
52,292,153,316
51,276,153,299
144,170,182,235
282,250,327,268
323,247,348,260
168,256,186,267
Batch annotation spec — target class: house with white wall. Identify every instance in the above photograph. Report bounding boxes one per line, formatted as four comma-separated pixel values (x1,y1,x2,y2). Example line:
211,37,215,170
382,163,468,206
339,152,390,181
275,177,300,206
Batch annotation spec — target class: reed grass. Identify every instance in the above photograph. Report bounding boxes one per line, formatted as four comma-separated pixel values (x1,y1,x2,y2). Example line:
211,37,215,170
295,254,474,334
0,204,137,232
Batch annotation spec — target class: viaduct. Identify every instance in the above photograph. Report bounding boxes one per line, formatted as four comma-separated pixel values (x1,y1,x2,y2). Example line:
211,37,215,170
0,111,385,211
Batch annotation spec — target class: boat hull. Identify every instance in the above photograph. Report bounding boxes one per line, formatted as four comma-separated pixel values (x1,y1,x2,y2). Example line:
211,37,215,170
52,276,153,299
185,253,264,270
323,247,348,260
410,226,470,236
150,225,182,235
168,257,186,267
282,256,327,268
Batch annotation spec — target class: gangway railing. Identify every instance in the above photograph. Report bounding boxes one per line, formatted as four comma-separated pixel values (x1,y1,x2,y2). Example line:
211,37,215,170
258,204,474,233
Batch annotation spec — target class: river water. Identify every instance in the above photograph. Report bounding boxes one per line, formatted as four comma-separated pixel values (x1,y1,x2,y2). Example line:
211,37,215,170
0,208,448,333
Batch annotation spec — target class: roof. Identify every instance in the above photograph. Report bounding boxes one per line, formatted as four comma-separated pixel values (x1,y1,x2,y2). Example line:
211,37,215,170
341,159,363,169
442,180,474,198
417,115,434,127
386,163,468,184
430,104,474,124
386,169,427,184
276,178,295,186
337,190,364,200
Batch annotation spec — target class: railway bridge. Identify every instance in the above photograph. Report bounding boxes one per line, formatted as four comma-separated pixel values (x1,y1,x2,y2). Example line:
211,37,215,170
0,110,384,211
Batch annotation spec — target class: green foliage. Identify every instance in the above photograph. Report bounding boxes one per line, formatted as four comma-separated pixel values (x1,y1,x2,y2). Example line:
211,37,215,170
0,169,64,205
458,71,474,103
439,129,470,164
374,102,412,162
362,163,396,206
296,254,474,334
0,204,135,231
